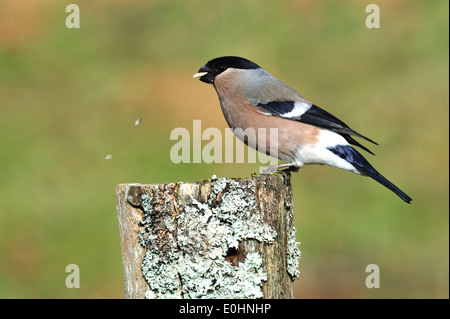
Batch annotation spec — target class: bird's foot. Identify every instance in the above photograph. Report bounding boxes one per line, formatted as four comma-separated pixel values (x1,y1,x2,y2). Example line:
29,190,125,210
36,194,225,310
260,162,302,175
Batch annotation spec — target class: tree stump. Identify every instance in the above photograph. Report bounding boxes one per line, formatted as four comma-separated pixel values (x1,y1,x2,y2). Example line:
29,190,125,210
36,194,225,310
115,171,300,299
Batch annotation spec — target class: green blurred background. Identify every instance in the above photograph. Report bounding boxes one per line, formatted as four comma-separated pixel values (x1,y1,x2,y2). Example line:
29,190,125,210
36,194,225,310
0,0,448,298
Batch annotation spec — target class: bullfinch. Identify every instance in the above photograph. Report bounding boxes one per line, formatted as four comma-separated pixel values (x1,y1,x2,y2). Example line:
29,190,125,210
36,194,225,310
193,56,412,203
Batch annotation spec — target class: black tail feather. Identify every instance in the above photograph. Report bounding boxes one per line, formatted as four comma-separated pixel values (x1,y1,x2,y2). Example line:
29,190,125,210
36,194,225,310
365,169,413,204
344,135,375,155
329,145,412,203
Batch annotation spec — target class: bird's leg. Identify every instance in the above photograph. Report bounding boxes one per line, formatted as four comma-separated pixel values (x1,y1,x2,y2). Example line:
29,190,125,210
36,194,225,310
261,162,302,174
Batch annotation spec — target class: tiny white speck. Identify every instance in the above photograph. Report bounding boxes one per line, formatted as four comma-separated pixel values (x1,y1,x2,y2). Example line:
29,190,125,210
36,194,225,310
134,118,142,126
105,154,113,160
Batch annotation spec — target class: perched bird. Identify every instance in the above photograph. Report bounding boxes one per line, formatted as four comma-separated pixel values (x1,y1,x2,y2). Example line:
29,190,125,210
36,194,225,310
193,56,412,203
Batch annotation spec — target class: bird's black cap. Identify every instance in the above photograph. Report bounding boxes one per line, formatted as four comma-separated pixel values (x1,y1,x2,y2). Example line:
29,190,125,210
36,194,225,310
194,56,260,84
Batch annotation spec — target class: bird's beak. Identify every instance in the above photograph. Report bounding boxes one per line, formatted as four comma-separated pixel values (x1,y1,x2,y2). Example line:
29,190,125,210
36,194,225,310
193,65,214,84
193,71,208,78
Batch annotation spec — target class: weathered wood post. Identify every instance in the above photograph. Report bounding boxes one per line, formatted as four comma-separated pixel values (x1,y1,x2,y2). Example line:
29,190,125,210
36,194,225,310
115,172,300,299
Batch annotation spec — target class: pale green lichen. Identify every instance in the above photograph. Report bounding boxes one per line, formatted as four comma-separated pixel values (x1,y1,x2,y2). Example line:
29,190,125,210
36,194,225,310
140,193,153,213
287,227,301,280
139,176,277,299
175,252,267,299
141,247,182,299
283,183,301,281
208,178,277,248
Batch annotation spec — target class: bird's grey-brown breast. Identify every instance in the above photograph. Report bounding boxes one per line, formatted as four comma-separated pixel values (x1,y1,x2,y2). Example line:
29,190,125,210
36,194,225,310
213,68,321,163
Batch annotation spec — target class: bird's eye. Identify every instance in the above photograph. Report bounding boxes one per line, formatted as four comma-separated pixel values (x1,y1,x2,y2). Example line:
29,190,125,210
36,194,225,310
218,65,226,72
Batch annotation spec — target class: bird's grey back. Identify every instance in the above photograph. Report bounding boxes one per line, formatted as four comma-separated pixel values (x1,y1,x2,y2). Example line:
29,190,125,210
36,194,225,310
238,68,311,106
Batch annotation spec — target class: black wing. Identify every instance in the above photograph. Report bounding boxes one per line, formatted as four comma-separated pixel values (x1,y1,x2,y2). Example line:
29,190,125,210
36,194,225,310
257,101,377,155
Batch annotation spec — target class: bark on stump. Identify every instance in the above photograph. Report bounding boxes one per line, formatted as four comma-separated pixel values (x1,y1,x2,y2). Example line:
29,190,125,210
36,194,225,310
115,172,300,299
